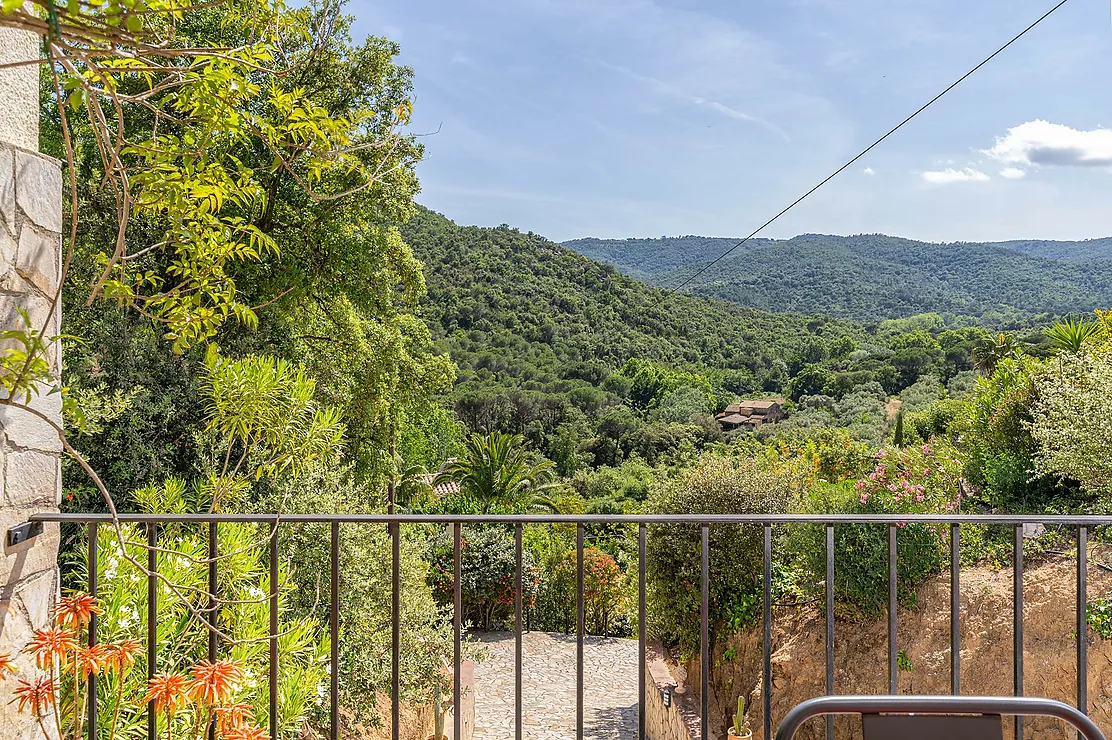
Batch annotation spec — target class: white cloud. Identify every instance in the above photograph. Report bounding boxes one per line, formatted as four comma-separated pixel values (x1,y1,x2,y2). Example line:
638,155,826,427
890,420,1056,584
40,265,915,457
984,120,1112,167
862,166,875,175
921,168,990,184
1000,167,1026,180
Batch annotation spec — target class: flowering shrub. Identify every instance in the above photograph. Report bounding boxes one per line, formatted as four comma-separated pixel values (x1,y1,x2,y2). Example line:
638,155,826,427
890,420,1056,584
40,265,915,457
853,441,964,514
0,593,269,740
550,548,627,636
71,523,328,739
797,441,963,616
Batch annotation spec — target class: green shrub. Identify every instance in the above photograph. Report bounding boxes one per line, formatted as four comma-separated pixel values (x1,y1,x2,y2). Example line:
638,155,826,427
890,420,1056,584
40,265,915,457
644,453,809,649
795,443,962,616
427,526,538,630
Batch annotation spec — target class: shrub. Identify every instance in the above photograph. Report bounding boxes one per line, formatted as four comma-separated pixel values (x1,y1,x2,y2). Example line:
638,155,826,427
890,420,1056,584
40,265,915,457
550,548,627,636
427,526,538,631
795,443,962,616
644,454,809,649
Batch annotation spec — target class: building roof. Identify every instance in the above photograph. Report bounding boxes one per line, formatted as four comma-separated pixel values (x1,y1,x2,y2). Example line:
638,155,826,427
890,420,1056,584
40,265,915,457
740,400,780,410
718,413,751,425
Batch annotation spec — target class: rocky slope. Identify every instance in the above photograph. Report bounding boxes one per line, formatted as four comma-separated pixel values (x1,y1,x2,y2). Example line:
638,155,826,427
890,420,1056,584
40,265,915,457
684,550,1112,740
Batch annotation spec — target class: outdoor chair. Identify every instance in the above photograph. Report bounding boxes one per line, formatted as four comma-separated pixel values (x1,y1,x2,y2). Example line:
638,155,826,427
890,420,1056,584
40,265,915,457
774,695,1105,740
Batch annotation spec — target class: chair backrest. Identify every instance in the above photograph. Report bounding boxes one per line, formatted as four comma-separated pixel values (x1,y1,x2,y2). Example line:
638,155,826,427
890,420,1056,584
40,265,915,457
862,712,1003,740
775,695,1105,740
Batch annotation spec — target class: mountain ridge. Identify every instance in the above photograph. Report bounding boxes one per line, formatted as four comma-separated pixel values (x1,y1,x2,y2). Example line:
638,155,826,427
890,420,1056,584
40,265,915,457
562,233,1112,322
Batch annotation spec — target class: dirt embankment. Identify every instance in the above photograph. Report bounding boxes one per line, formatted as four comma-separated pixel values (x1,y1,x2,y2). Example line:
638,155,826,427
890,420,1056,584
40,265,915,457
683,552,1112,740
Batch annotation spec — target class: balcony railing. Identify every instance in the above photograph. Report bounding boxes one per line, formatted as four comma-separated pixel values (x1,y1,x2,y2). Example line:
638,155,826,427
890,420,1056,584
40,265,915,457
27,512,1106,740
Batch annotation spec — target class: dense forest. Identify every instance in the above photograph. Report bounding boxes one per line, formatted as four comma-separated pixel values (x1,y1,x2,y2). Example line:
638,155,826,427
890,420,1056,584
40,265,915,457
565,233,1112,323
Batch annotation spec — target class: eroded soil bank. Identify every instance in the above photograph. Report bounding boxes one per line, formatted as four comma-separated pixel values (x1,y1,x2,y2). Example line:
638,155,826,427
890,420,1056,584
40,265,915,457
682,550,1112,740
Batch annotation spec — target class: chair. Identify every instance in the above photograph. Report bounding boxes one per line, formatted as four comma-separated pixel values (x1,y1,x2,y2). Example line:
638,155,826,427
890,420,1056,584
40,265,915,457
774,695,1105,740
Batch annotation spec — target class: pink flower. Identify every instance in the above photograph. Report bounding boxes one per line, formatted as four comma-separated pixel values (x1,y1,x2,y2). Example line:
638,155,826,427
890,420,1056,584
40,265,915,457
860,493,870,504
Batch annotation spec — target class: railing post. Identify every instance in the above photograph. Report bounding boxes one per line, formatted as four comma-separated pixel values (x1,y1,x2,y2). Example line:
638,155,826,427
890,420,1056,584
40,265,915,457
700,523,710,740
638,523,647,740
330,520,340,740
951,523,960,695
1078,526,1087,718
825,524,834,740
269,521,279,740
147,522,157,740
1015,524,1024,740
763,524,772,740
88,522,99,740
888,524,897,694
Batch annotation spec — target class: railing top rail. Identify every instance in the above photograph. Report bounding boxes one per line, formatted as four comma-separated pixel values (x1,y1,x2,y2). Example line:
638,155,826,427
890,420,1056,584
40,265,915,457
29,512,1112,524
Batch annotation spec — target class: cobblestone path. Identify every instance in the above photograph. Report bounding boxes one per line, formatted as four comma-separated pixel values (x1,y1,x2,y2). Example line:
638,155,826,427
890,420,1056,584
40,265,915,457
471,631,638,740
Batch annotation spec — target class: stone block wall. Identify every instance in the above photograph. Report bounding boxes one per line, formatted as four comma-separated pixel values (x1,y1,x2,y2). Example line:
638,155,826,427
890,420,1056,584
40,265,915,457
646,640,697,740
0,136,63,738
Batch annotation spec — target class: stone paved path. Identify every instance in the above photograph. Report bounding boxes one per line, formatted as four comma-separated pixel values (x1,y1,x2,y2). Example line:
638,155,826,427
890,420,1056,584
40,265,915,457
471,631,638,740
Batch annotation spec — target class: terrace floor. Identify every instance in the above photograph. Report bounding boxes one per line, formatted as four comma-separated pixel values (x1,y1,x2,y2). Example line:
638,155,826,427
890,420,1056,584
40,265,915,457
471,631,638,740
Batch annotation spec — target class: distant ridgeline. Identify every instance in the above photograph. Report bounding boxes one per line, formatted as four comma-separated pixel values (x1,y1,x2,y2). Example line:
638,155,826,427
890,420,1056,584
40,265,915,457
563,233,1112,324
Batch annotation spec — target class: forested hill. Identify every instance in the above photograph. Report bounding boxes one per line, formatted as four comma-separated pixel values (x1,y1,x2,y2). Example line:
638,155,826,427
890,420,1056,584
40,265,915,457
401,209,864,393
563,234,1112,323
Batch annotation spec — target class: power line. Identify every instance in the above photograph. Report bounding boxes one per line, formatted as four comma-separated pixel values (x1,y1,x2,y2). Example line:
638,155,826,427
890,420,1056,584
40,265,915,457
670,0,1072,292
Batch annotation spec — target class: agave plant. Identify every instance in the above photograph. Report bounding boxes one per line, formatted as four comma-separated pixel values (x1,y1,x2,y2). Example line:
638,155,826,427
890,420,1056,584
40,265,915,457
1044,316,1103,354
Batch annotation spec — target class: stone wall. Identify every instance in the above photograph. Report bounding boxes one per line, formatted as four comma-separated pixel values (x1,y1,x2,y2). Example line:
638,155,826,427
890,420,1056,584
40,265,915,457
646,640,697,740
0,20,39,152
0,85,63,739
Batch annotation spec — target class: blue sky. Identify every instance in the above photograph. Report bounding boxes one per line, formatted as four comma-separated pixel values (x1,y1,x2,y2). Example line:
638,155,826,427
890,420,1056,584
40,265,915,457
352,0,1112,243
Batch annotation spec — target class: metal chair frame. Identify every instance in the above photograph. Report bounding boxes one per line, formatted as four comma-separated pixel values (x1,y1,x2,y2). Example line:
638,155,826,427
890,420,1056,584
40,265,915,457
774,695,1106,740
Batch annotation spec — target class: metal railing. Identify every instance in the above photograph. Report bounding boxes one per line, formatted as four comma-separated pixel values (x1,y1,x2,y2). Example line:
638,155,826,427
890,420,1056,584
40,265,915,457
26,512,1108,740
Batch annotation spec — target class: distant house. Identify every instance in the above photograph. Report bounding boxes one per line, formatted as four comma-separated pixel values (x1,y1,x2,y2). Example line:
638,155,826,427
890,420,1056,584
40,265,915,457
716,398,786,431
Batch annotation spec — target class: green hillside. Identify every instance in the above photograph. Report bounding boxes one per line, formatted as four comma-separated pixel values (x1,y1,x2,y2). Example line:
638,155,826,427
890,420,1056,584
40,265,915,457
403,209,867,388
563,233,1112,323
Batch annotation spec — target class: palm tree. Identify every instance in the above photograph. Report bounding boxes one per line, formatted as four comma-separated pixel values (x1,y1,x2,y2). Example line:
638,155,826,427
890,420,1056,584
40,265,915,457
972,332,1025,375
1044,316,1103,354
436,432,557,513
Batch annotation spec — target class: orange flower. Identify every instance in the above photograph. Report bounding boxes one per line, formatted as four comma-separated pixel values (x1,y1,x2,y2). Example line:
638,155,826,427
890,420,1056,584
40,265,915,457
144,673,190,714
10,677,57,715
223,723,269,740
214,702,255,734
0,652,17,676
73,645,110,679
104,639,144,672
24,628,77,669
53,593,102,629
188,660,244,705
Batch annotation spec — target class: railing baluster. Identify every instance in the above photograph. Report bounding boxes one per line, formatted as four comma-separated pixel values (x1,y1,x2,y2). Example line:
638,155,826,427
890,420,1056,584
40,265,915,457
269,521,279,740
454,523,462,740
1078,526,1088,719
331,521,339,740
1015,524,1024,740
208,521,218,740
888,524,897,694
391,521,401,740
638,523,647,740
147,522,157,740
88,522,99,740
825,524,834,740
700,523,710,740
763,524,772,740
515,523,523,740
952,523,960,695
576,522,584,740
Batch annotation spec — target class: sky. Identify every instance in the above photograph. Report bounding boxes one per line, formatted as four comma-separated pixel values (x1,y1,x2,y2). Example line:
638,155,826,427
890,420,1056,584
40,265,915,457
351,0,1112,243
